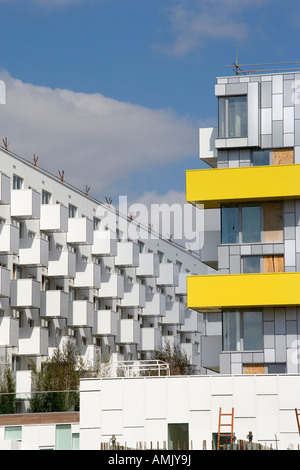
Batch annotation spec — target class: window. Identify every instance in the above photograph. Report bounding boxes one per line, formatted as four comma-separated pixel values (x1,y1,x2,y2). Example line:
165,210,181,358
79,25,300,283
68,204,77,218
251,150,270,166
55,424,72,450
222,310,263,351
242,256,261,274
221,204,261,244
157,250,164,263
13,175,23,190
168,423,189,450
137,240,144,253
93,217,100,230
5,426,22,441
42,190,51,204
219,95,247,138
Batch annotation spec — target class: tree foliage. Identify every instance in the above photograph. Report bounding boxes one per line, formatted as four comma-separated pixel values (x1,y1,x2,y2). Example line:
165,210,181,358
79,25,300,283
30,339,99,413
0,363,16,414
151,340,193,376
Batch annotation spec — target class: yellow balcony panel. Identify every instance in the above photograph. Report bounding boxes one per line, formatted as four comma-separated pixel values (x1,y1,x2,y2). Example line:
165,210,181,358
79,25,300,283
187,272,300,312
186,164,300,209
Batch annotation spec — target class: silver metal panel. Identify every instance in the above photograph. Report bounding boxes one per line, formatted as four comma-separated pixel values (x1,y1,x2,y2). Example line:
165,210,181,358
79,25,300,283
283,79,295,107
247,82,259,147
218,245,229,269
272,93,283,121
284,213,296,240
225,137,248,148
251,244,263,255
264,322,275,348
284,239,296,267
294,120,300,145
275,335,287,362
295,200,300,226
239,149,251,164
283,106,294,133
284,133,294,147
261,81,272,108
272,74,283,94
229,245,240,255
260,134,272,148
261,108,272,134
262,244,273,254
229,255,240,274
273,243,284,254
272,120,283,147
219,353,231,374
264,307,275,320
286,307,297,320
228,150,239,168
214,84,226,96
225,83,248,96
294,146,300,164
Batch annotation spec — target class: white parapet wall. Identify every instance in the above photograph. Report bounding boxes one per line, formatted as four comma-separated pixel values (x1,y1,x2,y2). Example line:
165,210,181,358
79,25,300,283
79,373,300,450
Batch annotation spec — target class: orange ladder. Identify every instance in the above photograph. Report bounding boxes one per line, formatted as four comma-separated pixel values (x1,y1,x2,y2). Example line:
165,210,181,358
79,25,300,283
217,407,234,450
295,409,300,435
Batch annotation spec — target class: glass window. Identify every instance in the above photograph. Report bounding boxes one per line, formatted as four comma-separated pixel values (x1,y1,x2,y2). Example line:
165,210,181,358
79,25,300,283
243,311,263,350
13,175,23,190
221,205,239,244
241,205,261,243
222,311,241,351
252,150,270,166
93,217,100,230
5,426,22,440
42,190,51,204
68,204,77,218
72,433,80,450
56,424,72,450
168,423,189,450
218,96,247,138
242,256,261,273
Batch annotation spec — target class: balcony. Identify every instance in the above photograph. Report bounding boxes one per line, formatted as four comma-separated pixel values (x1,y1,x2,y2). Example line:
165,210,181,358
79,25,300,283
92,229,117,257
198,127,218,168
18,326,48,356
175,273,188,296
115,241,139,267
18,237,49,267
156,263,179,287
11,189,40,219
121,283,145,308
74,262,101,289
10,279,40,309
40,290,69,319
201,335,222,373
162,301,185,325
0,317,19,347
187,272,300,312
186,164,300,209
180,342,200,367
136,253,159,278
0,172,10,204
118,319,140,345
92,309,118,336
143,292,166,317
67,217,93,245
98,273,124,299
138,327,162,352
181,309,202,333
68,300,94,328
40,203,68,232
0,266,11,297
0,224,19,254
47,250,76,278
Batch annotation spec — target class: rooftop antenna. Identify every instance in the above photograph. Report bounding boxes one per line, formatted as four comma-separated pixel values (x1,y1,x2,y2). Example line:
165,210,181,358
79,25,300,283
58,170,65,182
105,197,112,207
227,54,300,75
2,137,8,150
85,185,90,196
33,154,39,167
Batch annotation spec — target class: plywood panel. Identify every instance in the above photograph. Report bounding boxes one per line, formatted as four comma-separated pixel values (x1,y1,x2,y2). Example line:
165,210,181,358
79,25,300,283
243,364,265,374
263,202,283,242
0,412,79,426
273,148,294,165
263,255,284,273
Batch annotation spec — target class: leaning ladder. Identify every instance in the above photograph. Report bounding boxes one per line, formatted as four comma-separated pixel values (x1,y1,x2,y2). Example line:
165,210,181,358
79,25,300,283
217,407,234,450
295,408,300,435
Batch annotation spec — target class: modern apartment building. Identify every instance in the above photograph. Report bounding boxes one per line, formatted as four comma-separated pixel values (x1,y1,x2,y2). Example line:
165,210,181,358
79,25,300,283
0,145,213,393
186,68,300,375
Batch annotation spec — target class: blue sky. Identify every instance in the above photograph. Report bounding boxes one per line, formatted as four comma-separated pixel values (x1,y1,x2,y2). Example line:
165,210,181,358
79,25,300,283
0,0,299,206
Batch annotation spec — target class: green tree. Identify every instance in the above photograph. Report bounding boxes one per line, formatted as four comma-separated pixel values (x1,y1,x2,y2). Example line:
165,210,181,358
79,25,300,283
151,340,193,376
30,339,100,413
0,363,16,414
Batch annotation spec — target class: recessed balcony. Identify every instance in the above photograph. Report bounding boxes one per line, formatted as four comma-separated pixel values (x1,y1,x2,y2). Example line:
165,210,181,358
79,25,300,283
18,237,49,267
92,309,118,336
68,299,94,328
0,266,11,297
74,262,101,289
92,229,117,257
67,217,93,245
0,172,10,204
181,310,202,333
187,272,300,312
40,290,69,319
40,203,68,232
98,273,124,299
136,253,159,278
186,164,300,209
10,279,40,309
11,189,40,219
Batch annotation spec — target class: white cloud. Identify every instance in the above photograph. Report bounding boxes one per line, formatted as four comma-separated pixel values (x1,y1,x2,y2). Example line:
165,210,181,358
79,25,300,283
159,0,274,57
0,72,196,200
